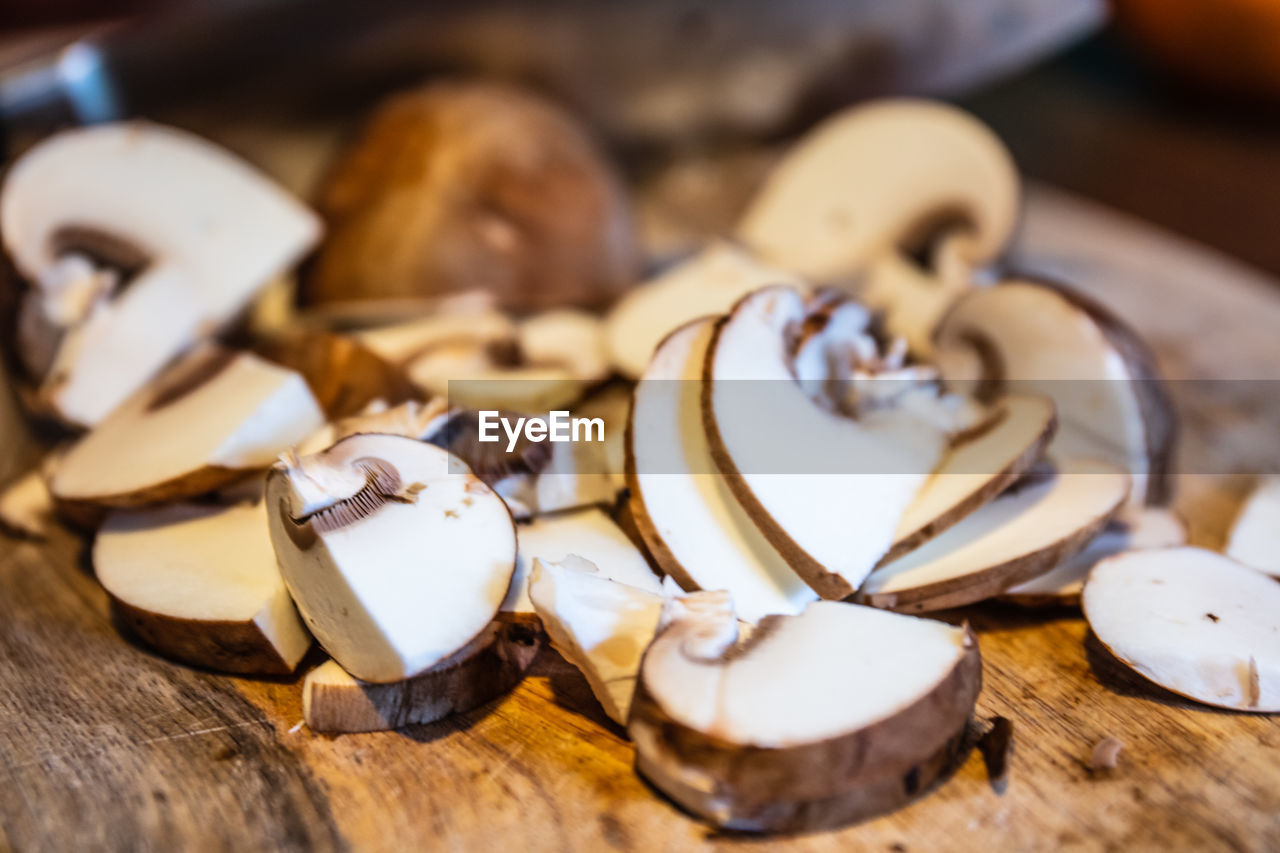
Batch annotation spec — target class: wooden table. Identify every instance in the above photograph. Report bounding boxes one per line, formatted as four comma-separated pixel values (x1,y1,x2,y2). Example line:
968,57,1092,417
3,179,1280,850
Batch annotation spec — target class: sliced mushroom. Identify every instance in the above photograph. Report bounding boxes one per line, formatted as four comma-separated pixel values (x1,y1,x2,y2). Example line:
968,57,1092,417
528,556,668,725
302,621,543,733
502,507,661,624
860,460,1130,613
353,304,516,367
95,500,311,675
934,278,1176,508
736,100,1017,284
251,330,415,420
1,122,320,427
703,286,951,599
363,308,609,412
1225,477,1280,578
1083,547,1280,712
629,596,980,832
301,81,636,314
627,316,817,622
50,346,325,511
606,241,804,379
517,309,611,389
0,465,54,539
884,394,1057,566
1003,507,1186,606
266,434,515,683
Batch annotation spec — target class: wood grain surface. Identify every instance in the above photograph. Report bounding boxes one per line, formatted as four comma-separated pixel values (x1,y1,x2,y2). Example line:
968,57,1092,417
3,187,1280,851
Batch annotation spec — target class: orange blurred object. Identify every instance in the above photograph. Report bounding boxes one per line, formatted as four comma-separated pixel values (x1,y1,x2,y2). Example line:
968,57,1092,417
1113,0,1280,99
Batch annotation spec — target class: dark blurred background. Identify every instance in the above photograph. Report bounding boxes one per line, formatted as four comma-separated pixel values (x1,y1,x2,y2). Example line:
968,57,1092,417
1,0,1278,274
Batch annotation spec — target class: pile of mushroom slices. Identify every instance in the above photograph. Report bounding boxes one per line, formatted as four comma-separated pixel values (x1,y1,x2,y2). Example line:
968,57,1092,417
0,122,637,720
5,96,1280,836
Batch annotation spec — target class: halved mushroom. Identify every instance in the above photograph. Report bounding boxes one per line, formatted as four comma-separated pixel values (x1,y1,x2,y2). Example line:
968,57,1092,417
266,433,515,683
884,395,1057,566
528,556,669,725
934,277,1176,508
703,286,952,599
737,99,1016,356
1,122,321,427
1225,477,1280,578
629,595,980,832
50,346,325,511
627,316,817,622
1003,507,1186,606
302,621,543,733
1083,547,1280,711
95,500,312,675
606,241,804,380
501,507,661,625
859,460,1130,613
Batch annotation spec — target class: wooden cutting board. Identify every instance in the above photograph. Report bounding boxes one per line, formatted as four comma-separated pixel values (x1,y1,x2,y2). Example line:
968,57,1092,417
3,185,1279,851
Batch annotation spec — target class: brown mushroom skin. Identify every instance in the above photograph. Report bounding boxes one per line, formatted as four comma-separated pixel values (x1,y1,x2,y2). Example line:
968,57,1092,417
108,595,306,677
627,621,981,832
301,81,637,314
303,621,544,733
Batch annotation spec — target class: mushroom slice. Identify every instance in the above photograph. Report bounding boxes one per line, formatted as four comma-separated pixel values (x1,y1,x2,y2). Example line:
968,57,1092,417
517,309,611,388
606,241,804,379
1003,507,1186,606
353,306,516,366
1,123,320,427
629,596,980,832
628,316,816,622
860,460,1130,613
883,395,1057,566
1083,547,1280,712
704,286,951,599
251,331,415,419
95,501,311,675
50,347,325,510
266,434,515,683
1225,477,1280,578
528,556,668,725
736,99,1018,284
934,278,1176,508
503,507,659,624
302,621,543,733
0,466,55,539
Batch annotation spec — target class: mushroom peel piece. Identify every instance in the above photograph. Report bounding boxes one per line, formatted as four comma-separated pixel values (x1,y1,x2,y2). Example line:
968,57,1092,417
1003,507,1186,606
1083,548,1280,712
883,395,1057,566
528,556,668,725
266,433,516,683
933,278,1176,509
302,621,543,734
1,122,321,427
95,501,312,675
1225,477,1280,578
703,286,951,599
628,316,817,622
736,99,1018,285
503,507,660,624
629,597,980,833
606,241,805,380
860,460,1130,613
50,347,326,510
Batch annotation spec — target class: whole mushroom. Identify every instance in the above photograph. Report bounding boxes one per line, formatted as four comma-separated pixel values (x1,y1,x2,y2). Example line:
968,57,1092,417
301,81,638,315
